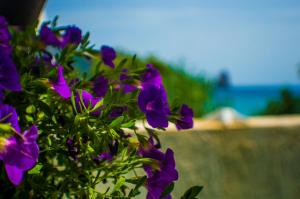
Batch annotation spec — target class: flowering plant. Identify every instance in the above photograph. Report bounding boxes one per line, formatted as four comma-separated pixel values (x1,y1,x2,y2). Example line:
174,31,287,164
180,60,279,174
0,17,202,198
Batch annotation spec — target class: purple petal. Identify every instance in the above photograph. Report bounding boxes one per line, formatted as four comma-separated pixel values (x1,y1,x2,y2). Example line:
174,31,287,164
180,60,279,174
62,26,82,46
98,152,113,161
163,149,179,181
3,137,39,171
123,84,137,93
17,143,39,170
138,85,170,128
109,107,126,118
23,125,38,142
4,164,23,186
52,65,71,99
39,24,61,47
0,47,22,91
175,104,194,130
0,104,20,132
101,45,116,68
93,75,108,98
0,16,11,53
75,90,93,109
141,64,162,88
146,111,168,128
138,86,160,112
75,90,100,109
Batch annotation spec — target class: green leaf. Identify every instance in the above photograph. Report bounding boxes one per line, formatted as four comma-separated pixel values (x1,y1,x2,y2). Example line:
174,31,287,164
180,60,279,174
112,176,126,193
28,164,43,175
128,176,147,197
115,58,128,72
109,129,120,139
87,144,95,153
180,186,203,199
26,105,36,114
90,99,103,112
0,123,12,133
121,120,135,128
71,91,78,114
109,116,124,128
160,182,175,199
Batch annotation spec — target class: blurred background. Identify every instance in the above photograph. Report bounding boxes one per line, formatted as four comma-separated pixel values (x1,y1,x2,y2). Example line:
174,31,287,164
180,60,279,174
9,0,300,198
44,0,300,117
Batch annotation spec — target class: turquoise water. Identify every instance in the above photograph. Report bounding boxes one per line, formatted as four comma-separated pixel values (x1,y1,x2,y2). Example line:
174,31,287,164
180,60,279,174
213,85,300,115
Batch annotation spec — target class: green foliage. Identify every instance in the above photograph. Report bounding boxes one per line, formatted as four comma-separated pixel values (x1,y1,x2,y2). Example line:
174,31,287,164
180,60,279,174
262,88,300,115
180,186,203,199
160,182,175,199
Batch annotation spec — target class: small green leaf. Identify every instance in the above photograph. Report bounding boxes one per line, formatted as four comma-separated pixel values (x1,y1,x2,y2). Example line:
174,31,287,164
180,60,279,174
115,58,128,72
26,105,36,114
160,182,175,199
0,123,12,133
109,129,120,139
121,120,135,128
180,186,203,199
112,176,126,193
90,99,103,112
28,164,43,175
87,144,95,153
128,176,147,197
71,91,78,114
109,116,124,128
47,136,52,146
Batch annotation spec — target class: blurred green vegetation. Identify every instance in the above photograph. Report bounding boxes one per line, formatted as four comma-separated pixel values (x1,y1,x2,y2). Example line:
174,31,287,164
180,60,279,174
261,88,300,115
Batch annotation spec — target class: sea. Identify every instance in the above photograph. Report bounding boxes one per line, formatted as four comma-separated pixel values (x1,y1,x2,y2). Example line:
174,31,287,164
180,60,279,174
213,85,300,116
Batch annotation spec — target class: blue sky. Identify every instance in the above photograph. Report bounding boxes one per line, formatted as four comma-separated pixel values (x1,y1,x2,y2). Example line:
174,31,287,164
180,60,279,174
45,0,300,85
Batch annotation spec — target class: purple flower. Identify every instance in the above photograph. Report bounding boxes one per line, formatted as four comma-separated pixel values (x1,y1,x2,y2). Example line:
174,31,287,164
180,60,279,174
139,138,178,199
69,78,80,87
52,65,71,99
0,47,22,92
94,152,113,162
138,85,170,128
0,105,39,186
0,125,39,186
100,45,116,68
32,53,55,75
109,106,126,118
94,140,118,163
0,104,20,132
175,104,194,130
0,16,12,54
120,69,137,93
66,138,79,160
62,26,82,46
36,53,55,67
39,24,61,47
75,90,101,115
93,75,108,98
141,64,162,89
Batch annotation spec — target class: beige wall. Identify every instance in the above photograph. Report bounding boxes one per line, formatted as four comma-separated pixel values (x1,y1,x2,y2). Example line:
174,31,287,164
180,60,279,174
159,127,300,199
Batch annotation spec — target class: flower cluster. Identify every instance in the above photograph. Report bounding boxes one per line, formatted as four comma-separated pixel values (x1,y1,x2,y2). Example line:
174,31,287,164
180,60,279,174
0,17,38,186
139,138,178,199
0,16,198,199
0,17,21,97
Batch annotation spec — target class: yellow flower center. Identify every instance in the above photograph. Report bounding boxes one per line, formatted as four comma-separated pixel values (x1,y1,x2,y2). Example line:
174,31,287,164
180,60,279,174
0,137,7,153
